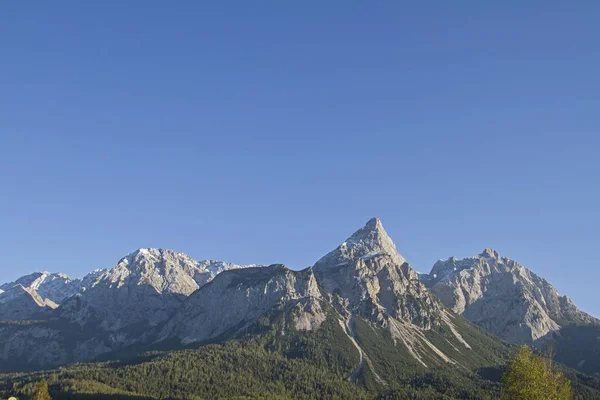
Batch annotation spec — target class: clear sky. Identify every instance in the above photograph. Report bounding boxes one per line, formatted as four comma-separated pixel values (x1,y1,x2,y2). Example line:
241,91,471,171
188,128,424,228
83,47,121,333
1,2,598,316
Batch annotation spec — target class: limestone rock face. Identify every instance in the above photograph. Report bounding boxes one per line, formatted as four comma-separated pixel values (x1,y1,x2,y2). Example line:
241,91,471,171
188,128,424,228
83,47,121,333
58,248,262,332
422,249,598,344
156,219,476,371
159,264,324,344
0,285,57,320
0,248,261,370
314,218,442,329
0,271,98,305
88,248,260,296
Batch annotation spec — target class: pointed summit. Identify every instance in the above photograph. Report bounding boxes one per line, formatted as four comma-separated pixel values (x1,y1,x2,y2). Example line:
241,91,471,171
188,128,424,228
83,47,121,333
314,218,406,270
348,217,387,243
312,218,444,332
365,217,382,228
480,248,499,259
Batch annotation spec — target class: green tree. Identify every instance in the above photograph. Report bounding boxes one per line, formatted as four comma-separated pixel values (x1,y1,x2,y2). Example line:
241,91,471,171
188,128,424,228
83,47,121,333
32,379,51,400
502,345,572,400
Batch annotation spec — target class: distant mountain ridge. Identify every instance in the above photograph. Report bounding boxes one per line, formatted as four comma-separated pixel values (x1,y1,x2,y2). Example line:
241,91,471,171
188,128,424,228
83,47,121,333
0,248,263,370
0,219,496,374
0,248,261,316
57,248,263,332
0,270,102,308
0,220,598,383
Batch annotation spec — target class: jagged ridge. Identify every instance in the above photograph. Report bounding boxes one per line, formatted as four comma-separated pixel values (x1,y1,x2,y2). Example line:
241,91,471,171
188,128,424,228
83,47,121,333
421,248,599,344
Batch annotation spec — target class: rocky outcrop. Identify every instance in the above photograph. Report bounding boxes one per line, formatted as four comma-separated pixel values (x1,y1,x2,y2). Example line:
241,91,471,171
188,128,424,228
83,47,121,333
57,248,262,336
0,271,104,306
421,249,599,344
1,248,262,330
314,218,442,329
159,264,325,344
0,285,57,320
0,248,261,370
312,219,477,368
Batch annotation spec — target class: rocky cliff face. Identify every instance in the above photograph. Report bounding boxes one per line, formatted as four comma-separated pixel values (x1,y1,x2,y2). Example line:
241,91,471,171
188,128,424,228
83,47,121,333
1,249,262,329
0,271,105,306
421,249,598,344
162,218,481,370
0,248,261,370
0,284,57,320
159,264,325,345
314,218,442,329
312,218,476,368
57,248,262,330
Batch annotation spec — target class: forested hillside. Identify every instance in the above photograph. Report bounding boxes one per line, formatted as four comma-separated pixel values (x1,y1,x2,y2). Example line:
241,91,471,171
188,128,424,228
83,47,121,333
3,310,600,400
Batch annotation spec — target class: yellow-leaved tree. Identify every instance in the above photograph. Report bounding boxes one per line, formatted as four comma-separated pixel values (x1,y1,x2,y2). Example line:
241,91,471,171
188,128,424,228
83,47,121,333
32,379,51,400
502,345,572,400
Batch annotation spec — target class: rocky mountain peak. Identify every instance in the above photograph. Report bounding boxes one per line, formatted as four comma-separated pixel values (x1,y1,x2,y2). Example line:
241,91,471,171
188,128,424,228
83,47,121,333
312,218,442,331
52,248,263,334
348,217,394,249
118,248,192,269
0,271,83,305
0,284,58,320
479,248,500,259
93,247,207,295
314,218,406,270
423,250,599,344
364,216,383,229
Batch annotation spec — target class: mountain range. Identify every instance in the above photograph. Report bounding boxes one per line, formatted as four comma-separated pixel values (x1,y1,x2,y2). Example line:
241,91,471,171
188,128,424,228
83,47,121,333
1,218,599,398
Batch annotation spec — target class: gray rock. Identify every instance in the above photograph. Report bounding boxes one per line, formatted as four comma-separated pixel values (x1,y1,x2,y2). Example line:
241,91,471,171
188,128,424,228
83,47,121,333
422,249,599,344
0,248,261,370
0,285,57,320
314,218,442,329
160,264,325,344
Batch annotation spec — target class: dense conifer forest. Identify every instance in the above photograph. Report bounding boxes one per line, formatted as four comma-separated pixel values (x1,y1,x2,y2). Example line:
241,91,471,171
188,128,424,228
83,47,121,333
2,312,600,399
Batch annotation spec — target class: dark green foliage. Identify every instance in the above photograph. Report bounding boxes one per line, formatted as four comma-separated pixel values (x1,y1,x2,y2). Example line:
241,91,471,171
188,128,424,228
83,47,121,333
549,324,600,377
353,317,503,399
0,312,370,400
2,310,600,400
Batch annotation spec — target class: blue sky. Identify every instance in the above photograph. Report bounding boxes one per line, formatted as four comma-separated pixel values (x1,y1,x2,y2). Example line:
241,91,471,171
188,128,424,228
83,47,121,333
1,2,598,316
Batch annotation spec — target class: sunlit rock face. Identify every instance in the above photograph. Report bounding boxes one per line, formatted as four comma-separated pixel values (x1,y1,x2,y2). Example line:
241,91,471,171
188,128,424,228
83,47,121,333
0,271,103,305
159,218,472,371
159,264,325,345
313,218,443,329
421,249,599,344
0,284,57,320
0,248,261,370
56,248,263,331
